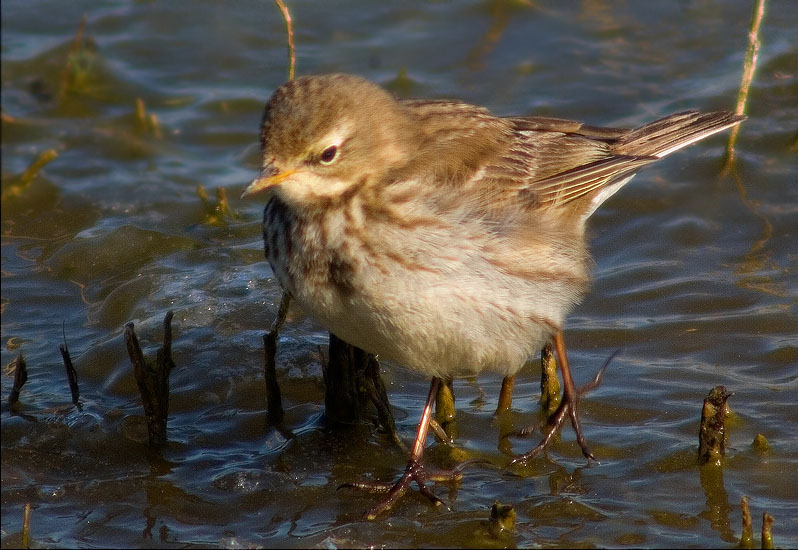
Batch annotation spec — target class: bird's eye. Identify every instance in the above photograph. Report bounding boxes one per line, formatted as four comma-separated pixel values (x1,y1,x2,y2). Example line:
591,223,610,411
320,145,338,165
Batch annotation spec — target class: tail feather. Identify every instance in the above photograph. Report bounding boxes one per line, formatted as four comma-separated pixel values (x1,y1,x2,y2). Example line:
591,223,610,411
531,109,745,220
614,110,746,158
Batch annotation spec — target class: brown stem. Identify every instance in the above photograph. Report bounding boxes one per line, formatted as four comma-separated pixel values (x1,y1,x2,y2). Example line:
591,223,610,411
8,355,28,407
495,375,514,415
722,0,765,172
59,334,80,408
539,342,561,414
125,311,176,448
273,0,295,81
698,385,730,465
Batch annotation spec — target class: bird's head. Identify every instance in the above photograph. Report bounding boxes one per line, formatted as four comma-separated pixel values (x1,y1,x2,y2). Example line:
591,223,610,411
242,74,417,207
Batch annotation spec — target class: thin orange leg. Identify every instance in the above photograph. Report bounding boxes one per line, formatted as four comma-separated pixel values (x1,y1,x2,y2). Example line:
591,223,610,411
508,331,614,466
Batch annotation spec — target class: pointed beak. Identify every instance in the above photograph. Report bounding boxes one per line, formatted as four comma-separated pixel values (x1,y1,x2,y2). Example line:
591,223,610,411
240,166,297,198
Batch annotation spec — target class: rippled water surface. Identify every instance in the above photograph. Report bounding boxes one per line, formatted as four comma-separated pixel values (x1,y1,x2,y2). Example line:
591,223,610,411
2,1,797,547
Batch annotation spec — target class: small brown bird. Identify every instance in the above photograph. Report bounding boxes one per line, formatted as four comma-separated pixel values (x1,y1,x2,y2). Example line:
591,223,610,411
242,73,744,519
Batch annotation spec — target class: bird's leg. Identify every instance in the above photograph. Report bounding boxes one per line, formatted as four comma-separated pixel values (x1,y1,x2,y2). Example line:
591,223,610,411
509,331,613,466
552,331,592,458
340,377,466,520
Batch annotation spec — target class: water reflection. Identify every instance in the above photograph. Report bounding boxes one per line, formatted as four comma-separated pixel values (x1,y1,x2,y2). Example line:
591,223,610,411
699,463,736,543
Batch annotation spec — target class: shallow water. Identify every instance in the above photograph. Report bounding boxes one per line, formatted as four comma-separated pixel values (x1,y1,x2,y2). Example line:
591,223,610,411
2,1,797,547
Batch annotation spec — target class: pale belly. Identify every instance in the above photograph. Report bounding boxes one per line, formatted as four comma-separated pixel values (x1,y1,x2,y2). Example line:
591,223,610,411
288,249,581,379
264,197,589,379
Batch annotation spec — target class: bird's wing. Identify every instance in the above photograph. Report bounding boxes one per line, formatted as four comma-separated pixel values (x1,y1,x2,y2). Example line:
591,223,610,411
400,102,742,221
496,111,743,213
397,100,642,221
485,116,654,212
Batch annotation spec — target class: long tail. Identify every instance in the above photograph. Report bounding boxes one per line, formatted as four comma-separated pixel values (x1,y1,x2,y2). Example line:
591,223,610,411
529,110,745,220
613,110,746,158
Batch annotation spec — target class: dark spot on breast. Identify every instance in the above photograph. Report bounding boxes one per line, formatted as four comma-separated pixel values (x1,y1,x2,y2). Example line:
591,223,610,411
264,197,295,262
327,253,356,296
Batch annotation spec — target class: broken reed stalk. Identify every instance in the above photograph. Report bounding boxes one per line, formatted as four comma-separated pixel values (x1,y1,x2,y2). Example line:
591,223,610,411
197,184,238,225
274,0,295,81
494,343,560,416
488,501,516,538
124,311,176,447
739,496,754,549
8,355,28,407
723,0,765,172
22,502,32,549
761,512,774,549
59,333,81,408
433,377,457,442
362,354,404,449
58,13,88,101
263,292,290,423
495,374,514,415
324,333,369,424
698,385,730,465
1,149,59,203
752,433,770,453
260,0,400,445
134,98,163,139
435,377,456,426
321,334,403,445
539,342,561,414
739,497,777,549
20,149,59,186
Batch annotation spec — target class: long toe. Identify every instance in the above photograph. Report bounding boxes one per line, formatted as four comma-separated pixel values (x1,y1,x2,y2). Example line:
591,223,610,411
507,389,592,466
508,348,618,466
567,394,595,461
507,398,571,467
340,459,465,520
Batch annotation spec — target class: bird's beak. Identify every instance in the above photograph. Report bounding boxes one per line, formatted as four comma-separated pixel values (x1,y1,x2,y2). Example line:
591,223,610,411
240,166,297,198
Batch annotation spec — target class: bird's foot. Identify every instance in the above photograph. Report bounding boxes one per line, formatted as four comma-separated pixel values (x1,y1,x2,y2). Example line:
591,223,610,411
340,459,472,520
508,350,617,466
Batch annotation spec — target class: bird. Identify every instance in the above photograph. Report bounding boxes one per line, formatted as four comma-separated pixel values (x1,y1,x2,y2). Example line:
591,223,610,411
241,73,745,519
